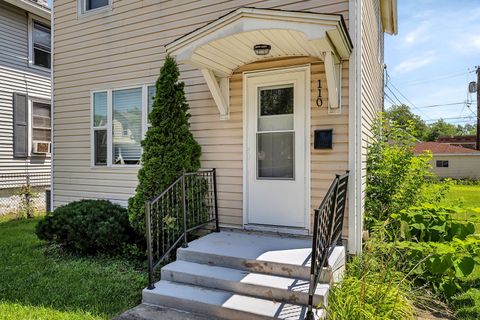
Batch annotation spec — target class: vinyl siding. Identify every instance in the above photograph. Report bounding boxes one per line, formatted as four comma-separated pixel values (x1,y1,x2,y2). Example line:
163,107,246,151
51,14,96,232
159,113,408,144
0,1,51,180
52,0,350,229
360,0,383,211
429,155,480,179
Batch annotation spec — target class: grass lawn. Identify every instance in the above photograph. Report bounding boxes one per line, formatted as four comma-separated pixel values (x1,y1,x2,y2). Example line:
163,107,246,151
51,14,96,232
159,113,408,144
443,184,480,209
442,183,480,319
0,214,146,319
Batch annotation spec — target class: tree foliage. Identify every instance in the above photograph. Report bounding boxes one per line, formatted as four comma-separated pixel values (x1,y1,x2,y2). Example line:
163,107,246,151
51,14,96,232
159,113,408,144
128,56,201,237
385,104,476,141
365,115,434,230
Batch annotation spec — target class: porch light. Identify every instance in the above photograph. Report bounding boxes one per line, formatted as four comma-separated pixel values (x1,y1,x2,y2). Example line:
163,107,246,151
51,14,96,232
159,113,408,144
253,44,271,55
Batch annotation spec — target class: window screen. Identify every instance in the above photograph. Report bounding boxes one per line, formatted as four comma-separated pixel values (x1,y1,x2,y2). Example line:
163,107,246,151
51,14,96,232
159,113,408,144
32,102,51,142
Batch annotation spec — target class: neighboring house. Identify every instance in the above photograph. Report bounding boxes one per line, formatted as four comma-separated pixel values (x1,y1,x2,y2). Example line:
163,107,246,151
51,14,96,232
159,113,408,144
52,0,397,317
0,0,51,214
414,142,480,179
437,135,477,150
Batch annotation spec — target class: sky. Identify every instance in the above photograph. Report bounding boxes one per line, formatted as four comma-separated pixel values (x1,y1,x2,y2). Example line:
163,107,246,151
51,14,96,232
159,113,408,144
385,0,480,126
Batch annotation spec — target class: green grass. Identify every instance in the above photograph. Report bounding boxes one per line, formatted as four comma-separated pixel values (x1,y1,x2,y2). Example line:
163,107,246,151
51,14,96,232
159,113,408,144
0,214,146,319
441,184,480,319
442,184,480,209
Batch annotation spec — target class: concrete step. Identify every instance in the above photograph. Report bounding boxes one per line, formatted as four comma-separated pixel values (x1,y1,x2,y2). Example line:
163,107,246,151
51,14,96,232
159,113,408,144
161,260,329,306
177,231,345,283
143,280,325,320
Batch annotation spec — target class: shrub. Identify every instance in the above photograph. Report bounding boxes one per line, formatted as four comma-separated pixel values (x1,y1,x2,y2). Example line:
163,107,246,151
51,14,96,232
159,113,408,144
128,56,201,237
365,116,433,231
327,248,415,320
385,205,480,297
36,200,135,254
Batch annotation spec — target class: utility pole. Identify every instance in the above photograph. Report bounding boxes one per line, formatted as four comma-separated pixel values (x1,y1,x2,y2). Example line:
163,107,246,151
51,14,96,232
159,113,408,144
477,66,480,150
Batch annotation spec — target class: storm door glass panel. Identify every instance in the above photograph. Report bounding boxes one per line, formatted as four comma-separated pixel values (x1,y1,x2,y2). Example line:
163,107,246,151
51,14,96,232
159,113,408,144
257,85,294,179
112,88,142,165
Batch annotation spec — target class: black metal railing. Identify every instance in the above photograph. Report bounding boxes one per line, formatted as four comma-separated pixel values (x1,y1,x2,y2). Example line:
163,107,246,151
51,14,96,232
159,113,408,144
305,171,349,319
145,169,219,290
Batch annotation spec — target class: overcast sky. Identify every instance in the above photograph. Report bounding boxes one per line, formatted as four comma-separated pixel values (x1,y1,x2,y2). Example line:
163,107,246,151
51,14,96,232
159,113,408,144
385,0,480,126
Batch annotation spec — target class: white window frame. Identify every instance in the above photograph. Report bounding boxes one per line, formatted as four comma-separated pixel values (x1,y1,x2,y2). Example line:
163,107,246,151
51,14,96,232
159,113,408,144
90,83,155,168
28,14,51,71
29,97,52,157
78,0,112,17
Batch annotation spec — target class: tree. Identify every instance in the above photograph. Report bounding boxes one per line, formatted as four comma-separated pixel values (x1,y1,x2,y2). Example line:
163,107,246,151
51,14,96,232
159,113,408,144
128,56,201,237
425,119,461,141
384,104,428,140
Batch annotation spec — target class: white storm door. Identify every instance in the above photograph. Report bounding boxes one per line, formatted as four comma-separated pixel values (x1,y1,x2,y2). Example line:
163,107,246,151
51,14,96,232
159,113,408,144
245,68,308,228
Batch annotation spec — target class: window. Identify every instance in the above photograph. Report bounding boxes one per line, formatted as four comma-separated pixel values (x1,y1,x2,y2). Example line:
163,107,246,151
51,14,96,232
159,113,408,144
29,18,51,69
93,92,107,165
79,0,111,15
436,160,449,168
32,102,51,142
92,84,155,167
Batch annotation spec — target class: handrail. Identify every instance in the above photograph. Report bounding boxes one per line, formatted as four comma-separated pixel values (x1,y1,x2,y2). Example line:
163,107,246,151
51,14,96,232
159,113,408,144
145,168,219,290
305,171,349,319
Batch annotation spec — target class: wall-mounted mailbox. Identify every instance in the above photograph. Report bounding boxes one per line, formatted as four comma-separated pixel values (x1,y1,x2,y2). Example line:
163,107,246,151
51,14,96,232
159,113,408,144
314,129,333,149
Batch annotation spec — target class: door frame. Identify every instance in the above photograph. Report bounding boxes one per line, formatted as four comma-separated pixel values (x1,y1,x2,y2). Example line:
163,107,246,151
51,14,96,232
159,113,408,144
242,65,311,233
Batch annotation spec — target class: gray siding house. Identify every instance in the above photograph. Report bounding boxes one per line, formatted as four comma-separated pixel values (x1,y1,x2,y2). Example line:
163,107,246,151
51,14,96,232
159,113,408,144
0,0,51,214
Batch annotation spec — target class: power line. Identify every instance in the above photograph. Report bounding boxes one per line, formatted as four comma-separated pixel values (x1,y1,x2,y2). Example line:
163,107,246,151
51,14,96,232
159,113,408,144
415,101,476,109
386,81,434,120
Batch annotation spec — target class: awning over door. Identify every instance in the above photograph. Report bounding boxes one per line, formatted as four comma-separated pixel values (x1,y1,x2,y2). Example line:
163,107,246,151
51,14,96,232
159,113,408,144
166,7,353,119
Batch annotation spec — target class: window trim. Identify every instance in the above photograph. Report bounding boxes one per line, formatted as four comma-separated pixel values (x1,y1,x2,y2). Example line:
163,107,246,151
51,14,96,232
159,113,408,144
29,97,52,157
27,14,51,71
90,83,154,168
78,0,112,17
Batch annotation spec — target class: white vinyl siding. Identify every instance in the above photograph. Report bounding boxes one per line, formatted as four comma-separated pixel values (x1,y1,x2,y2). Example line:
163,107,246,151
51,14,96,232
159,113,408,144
53,0,350,224
0,1,51,178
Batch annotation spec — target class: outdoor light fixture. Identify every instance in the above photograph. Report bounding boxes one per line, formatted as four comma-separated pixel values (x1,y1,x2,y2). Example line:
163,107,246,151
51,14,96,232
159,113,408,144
253,44,271,55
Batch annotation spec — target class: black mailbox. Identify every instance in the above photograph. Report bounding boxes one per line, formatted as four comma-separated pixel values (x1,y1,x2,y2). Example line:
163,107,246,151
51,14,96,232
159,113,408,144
314,129,333,149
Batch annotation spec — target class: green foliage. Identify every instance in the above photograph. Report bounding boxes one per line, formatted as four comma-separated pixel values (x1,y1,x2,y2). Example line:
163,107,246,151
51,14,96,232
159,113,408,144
0,215,145,319
365,115,434,231
15,184,38,219
384,104,475,141
36,200,135,254
391,204,477,242
128,56,201,237
385,104,428,141
451,287,480,319
327,247,415,320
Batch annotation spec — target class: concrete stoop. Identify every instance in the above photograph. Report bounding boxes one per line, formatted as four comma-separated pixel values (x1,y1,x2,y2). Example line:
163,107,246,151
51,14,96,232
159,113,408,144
142,231,346,320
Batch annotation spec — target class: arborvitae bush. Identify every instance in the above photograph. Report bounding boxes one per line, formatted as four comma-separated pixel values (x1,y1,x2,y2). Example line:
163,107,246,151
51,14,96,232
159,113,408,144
36,199,134,254
128,56,201,237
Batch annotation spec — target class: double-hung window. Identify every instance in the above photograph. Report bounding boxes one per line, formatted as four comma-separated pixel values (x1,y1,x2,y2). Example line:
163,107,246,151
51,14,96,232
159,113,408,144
92,85,156,166
79,0,111,15
29,17,51,69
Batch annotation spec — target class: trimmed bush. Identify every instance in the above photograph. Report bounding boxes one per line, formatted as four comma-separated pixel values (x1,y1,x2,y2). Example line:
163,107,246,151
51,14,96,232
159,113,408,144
128,56,201,237
36,200,135,254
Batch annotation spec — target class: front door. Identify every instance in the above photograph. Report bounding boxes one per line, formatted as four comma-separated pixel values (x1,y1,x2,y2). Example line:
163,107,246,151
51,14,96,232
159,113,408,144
245,67,309,229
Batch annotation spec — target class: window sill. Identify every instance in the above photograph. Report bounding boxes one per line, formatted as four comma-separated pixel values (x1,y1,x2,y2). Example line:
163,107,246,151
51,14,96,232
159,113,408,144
28,63,51,72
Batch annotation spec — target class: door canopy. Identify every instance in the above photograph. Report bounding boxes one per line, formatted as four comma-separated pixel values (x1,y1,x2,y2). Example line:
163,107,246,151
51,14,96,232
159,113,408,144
166,7,353,119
